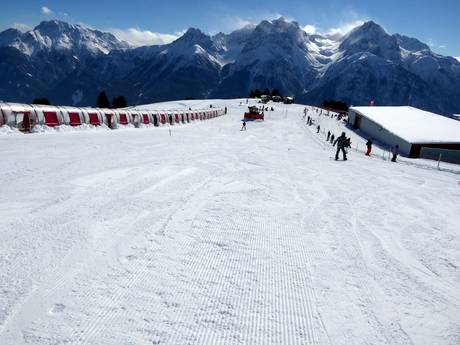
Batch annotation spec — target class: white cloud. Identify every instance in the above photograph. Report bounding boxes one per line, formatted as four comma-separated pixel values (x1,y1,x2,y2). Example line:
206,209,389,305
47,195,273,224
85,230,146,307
302,24,316,35
110,28,182,46
233,18,253,30
224,15,364,37
41,6,53,16
427,38,448,50
223,12,290,31
454,56,460,62
326,20,366,36
13,23,32,32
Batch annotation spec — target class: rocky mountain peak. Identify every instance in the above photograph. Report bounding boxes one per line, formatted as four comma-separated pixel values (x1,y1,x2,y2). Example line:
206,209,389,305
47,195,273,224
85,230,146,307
339,20,400,61
0,20,129,56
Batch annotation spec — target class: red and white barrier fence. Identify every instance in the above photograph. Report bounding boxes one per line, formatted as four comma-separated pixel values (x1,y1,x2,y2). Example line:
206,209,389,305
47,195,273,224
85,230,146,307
0,102,226,132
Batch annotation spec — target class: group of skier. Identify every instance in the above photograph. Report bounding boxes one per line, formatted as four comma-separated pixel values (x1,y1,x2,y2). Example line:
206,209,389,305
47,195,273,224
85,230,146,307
321,129,399,162
243,106,401,162
365,138,399,161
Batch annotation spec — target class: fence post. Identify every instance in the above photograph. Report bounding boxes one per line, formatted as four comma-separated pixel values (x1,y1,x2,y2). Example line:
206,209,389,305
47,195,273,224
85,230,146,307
437,153,442,170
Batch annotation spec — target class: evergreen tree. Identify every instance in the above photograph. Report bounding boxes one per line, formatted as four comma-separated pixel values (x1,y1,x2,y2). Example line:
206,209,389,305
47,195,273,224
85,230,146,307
32,97,51,105
249,90,255,98
253,88,262,98
262,88,270,96
322,100,349,112
97,91,111,108
112,96,128,108
271,89,280,97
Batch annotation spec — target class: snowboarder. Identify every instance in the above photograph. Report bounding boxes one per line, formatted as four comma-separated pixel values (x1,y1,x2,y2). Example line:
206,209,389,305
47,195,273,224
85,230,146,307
327,131,331,141
391,145,399,162
346,137,352,148
330,134,335,144
365,138,373,156
241,121,247,131
224,106,228,114
307,115,310,124
316,125,320,133
333,132,348,161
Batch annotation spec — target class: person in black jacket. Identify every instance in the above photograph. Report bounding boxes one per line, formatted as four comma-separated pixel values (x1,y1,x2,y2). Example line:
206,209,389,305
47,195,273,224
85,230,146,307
327,131,331,141
333,132,348,161
391,145,399,162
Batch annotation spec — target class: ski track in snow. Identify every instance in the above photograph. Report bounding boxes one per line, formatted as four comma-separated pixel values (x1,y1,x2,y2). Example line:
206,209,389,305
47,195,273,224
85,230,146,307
0,100,459,345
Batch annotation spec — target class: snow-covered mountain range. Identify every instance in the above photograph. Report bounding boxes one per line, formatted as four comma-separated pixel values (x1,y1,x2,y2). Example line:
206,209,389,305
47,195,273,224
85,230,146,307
1,18,459,115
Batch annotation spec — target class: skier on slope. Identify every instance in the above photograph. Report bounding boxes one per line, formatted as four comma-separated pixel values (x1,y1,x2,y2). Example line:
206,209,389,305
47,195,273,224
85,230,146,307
241,121,247,131
365,138,373,156
327,131,331,141
333,132,348,161
391,145,399,162
330,133,335,144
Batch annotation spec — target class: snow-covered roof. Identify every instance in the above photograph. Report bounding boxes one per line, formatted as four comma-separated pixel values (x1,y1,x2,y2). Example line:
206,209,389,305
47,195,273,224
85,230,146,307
350,106,460,144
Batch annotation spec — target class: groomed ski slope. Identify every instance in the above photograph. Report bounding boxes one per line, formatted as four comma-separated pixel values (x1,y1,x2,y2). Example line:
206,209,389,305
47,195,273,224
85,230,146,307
0,99,459,345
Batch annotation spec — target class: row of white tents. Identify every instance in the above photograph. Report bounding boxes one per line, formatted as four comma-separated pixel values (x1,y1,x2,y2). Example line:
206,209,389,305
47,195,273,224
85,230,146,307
0,102,226,132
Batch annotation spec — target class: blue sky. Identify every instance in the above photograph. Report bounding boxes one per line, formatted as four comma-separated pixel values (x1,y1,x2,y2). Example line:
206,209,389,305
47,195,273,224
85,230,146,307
1,0,459,57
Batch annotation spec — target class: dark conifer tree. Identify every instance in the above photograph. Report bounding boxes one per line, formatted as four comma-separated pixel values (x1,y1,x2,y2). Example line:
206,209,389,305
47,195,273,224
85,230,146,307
112,96,128,108
97,91,111,108
32,97,51,105
271,89,280,97
322,100,349,112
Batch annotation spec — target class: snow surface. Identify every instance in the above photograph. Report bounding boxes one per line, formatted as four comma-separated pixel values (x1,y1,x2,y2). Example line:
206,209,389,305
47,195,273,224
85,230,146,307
351,106,460,144
0,99,459,345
